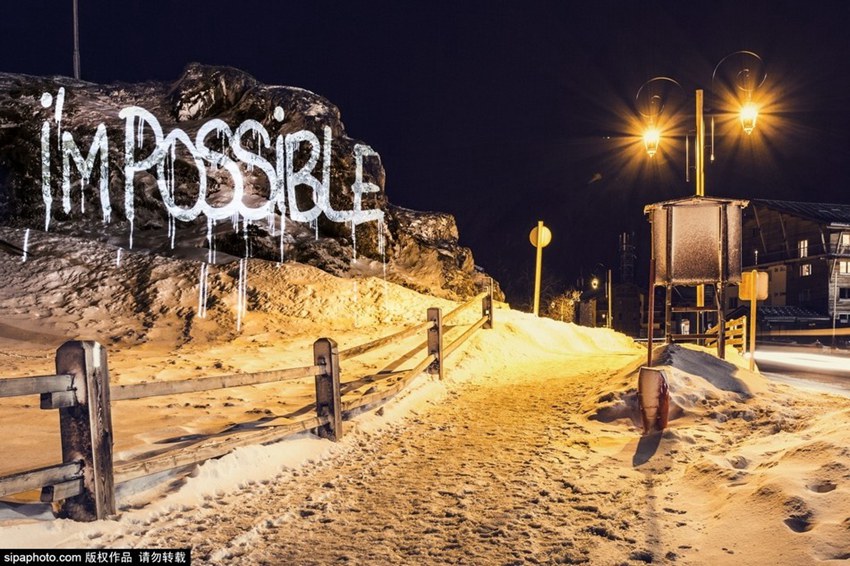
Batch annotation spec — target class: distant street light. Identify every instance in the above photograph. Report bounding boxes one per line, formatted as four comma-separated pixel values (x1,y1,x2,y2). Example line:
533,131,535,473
591,265,613,329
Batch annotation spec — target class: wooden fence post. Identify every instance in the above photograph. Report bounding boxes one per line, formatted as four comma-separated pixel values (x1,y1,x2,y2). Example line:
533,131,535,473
313,338,342,441
483,280,494,330
51,341,115,521
427,308,444,380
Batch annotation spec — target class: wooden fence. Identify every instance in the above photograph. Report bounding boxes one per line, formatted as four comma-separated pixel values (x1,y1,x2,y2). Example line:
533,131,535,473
0,284,495,521
706,314,747,353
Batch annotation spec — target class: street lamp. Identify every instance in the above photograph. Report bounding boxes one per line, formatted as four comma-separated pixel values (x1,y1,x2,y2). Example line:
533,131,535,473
634,51,767,357
591,264,612,329
635,51,767,179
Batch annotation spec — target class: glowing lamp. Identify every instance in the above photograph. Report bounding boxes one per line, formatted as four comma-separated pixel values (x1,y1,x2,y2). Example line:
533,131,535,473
643,127,660,157
740,102,758,135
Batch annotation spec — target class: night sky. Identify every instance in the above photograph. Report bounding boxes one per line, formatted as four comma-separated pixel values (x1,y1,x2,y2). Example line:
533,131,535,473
2,1,849,305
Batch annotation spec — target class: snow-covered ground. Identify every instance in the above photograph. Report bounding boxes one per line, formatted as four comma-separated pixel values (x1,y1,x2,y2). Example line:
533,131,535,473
1,227,849,564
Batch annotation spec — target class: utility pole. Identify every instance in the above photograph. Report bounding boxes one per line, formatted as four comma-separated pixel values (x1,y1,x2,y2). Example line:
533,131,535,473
73,0,81,79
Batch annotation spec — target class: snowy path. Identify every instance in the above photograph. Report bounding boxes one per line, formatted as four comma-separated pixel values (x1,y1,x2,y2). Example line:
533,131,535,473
94,354,658,565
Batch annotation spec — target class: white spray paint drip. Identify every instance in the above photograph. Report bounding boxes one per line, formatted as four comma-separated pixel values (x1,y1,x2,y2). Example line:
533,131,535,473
378,219,387,279
378,219,388,311
278,214,285,265
351,220,357,261
243,218,250,258
21,229,30,262
170,216,176,250
206,216,214,264
198,262,209,319
116,248,122,267
54,88,65,153
236,258,247,332
41,121,51,231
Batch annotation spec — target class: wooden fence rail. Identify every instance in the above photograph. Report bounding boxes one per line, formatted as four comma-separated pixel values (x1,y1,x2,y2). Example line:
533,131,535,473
0,282,495,521
706,315,747,353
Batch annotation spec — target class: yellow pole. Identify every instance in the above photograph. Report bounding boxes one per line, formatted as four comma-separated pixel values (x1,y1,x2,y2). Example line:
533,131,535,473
695,89,705,197
749,270,758,372
696,89,706,319
607,268,613,329
533,220,544,316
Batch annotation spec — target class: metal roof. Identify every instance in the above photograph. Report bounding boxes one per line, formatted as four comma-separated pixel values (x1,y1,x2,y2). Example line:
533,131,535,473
644,196,749,215
749,199,850,226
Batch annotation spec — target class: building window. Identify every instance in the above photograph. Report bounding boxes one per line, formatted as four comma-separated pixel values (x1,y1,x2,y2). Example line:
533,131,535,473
801,263,812,277
799,289,811,303
840,288,850,300
798,239,808,258
840,260,850,275
842,233,850,248
840,314,850,324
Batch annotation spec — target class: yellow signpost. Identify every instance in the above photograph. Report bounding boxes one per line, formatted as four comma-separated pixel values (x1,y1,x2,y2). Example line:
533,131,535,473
740,269,768,371
529,221,552,316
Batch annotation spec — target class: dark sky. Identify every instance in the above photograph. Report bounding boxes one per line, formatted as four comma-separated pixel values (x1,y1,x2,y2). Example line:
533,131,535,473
2,1,849,305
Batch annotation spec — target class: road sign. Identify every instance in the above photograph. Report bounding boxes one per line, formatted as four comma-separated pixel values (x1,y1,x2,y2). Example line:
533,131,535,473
529,225,552,248
740,270,768,301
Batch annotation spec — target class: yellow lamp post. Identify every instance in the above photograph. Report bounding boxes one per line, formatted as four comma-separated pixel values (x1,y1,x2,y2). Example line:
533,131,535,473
635,52,766,339
529,221,552,316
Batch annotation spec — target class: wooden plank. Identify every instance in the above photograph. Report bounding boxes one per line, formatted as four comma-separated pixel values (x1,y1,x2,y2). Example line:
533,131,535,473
110,365,322,401
0,461,83,498
443,291,487,324
342,354,435,413
670,333,716,340
0,374,73,398
40,479,83,502
444,317,487,358
55,341,116,521
427,308,443,380
113,415,327,483
313,338,342,441
40,390,77,409
671,306,718,313
340,321,431,361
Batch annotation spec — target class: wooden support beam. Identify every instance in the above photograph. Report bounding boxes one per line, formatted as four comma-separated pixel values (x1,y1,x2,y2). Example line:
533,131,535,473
313,338,342,441
483,281,494,330
0,374,73,398
111,365,321,401
41,479,83,502
427,308,444,380
0,461,82,498
54,341,116,521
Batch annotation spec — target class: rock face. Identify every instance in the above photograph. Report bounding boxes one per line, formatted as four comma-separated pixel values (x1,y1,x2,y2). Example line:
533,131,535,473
0,64,500,300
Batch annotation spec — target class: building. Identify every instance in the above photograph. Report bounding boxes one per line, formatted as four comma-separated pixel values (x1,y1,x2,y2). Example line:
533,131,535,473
736,199,850,328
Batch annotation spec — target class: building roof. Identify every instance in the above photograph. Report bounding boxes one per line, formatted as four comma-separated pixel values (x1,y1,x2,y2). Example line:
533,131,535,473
749,199,850,226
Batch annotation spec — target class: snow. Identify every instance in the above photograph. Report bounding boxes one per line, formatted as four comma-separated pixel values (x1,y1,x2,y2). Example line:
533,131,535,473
1,226,850,564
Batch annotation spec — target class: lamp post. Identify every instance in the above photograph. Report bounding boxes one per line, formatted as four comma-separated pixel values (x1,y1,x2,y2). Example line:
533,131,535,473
72,0,81,79
591,265,613,329
635,52,766,349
